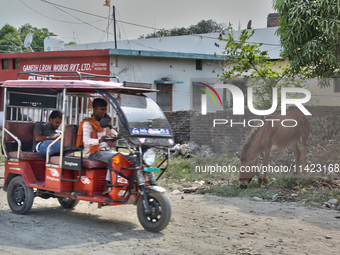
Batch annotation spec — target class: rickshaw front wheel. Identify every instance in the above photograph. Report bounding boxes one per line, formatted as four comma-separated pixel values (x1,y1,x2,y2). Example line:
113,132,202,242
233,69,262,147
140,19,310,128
57,197,80,209
7,176,34,214
137,190,171,232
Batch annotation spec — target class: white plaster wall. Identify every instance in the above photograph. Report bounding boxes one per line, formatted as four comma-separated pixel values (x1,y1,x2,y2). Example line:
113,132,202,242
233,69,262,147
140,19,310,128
110,56,223,111
304,78,340,106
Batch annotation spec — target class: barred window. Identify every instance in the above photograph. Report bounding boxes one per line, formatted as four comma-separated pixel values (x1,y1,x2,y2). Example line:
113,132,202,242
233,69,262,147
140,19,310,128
156,84,172,111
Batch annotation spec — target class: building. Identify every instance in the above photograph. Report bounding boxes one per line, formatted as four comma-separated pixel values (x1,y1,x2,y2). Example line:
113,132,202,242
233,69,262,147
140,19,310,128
0,26,281,113
1,14,338,116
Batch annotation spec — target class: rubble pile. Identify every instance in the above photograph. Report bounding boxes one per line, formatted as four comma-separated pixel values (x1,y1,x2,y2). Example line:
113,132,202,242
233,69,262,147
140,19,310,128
171,142,213,158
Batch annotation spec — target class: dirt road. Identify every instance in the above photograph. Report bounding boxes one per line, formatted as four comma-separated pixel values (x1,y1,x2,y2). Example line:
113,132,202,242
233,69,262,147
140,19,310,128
1,166,340,255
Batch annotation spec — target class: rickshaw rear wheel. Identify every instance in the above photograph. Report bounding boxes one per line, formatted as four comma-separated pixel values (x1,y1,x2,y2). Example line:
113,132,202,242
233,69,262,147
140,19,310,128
7,176,34,214
57,197,80,209
137,190,171,232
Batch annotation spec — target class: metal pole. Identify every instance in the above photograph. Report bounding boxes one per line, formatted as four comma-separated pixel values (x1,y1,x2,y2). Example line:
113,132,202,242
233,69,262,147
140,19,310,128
107,8,110,42
113,5,117,49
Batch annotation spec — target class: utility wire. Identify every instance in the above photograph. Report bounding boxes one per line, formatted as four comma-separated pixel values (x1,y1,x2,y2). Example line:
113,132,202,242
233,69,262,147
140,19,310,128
40,0,280,47
41,0,159,30
49,3,113,37
19,0,106,25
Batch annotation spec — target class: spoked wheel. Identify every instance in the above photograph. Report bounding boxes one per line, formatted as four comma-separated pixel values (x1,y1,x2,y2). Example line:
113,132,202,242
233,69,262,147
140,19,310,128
57,197,80,209
7,176,34,214
137,190,171,232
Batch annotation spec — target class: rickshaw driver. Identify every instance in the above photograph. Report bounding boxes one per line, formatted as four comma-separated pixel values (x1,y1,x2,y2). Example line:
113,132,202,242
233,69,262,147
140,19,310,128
76,98,118,195
34,110,63,158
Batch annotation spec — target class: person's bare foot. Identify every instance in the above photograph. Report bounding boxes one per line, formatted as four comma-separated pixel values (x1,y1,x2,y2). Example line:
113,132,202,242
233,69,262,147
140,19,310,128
102,181,110,195
102,189,110,195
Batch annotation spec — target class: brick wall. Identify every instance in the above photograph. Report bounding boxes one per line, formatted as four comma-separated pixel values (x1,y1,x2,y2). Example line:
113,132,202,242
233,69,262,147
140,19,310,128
164,111,191,144
165,106,340,153
267,13,279,27
165,109,264,153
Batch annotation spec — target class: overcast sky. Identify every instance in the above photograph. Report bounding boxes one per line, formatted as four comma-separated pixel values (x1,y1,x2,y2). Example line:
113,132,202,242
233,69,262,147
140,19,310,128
1,0,275,44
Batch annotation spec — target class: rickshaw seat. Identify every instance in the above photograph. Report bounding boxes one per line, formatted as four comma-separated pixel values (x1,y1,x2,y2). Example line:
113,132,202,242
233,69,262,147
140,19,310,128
5,123,78,160
5,122,36,152
4,122,44,159
7,151,45,160
49,156,108,169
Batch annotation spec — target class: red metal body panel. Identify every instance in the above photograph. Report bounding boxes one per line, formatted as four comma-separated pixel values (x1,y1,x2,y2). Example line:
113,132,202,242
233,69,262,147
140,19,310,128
5,161,22,183
4,157,139,205
74,169,107,197
5,160,46,188
109,153,136,202
45,167,73,192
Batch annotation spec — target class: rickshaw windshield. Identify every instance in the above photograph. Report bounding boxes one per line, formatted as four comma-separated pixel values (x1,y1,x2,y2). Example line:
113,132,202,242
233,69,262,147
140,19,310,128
119,94,172,138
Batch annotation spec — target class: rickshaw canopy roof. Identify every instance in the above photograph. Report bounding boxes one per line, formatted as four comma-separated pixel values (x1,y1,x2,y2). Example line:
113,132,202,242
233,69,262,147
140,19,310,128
2,80,158,94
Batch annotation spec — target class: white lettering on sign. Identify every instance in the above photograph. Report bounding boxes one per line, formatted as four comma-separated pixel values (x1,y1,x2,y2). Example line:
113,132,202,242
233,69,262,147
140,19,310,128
39,64,52,71
23,64,39,72
92,62,108,71
69,64,80,71
22,62,108,74
23,64,52,72
53,64,69,72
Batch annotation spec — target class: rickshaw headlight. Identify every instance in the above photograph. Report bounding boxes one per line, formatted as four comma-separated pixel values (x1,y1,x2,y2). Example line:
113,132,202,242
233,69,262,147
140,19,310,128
143,149,156,166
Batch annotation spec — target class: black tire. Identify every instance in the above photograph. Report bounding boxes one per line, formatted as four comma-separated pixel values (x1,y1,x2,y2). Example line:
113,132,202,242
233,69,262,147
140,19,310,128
57,197,80,209
137,190,171,232
7,176,34,214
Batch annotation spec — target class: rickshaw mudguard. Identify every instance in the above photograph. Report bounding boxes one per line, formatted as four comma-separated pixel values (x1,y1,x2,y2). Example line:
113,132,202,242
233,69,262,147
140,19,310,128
134,186,167,206
147,186,166,193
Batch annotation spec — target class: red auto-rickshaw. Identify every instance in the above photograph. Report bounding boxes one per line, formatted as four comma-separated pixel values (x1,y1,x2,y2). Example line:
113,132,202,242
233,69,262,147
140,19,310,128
1,71,173,232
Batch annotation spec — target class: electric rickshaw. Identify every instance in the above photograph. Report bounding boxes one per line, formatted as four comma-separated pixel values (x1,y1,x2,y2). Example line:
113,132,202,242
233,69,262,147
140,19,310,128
0,71,173,232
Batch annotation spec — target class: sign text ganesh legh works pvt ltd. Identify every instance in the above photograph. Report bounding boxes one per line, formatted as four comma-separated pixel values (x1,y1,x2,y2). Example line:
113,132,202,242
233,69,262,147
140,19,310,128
22,62,108,73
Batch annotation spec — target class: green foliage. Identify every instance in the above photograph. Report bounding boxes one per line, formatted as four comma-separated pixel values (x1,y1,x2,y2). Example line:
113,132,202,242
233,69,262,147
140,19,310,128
0,23,54,52
156,156,192,182
187,19,225,34
18,23,54,52
0,24,22,52
139,19,227,39
274,0,340,87
65,41,77,46
219,27,304,109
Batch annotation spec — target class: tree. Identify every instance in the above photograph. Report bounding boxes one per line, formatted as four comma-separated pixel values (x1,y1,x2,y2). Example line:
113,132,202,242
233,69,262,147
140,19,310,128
0,24,22,52
274,0,340,87
18,23,54,52
0,23,54,52
188,19,225,34
65,41,77,46
139,19,227,39
218,28,303,109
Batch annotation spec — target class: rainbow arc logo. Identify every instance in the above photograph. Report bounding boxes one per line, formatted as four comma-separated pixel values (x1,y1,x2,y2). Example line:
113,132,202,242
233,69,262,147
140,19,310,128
199,83,222,107
200,83,312,116
199,83,222,115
